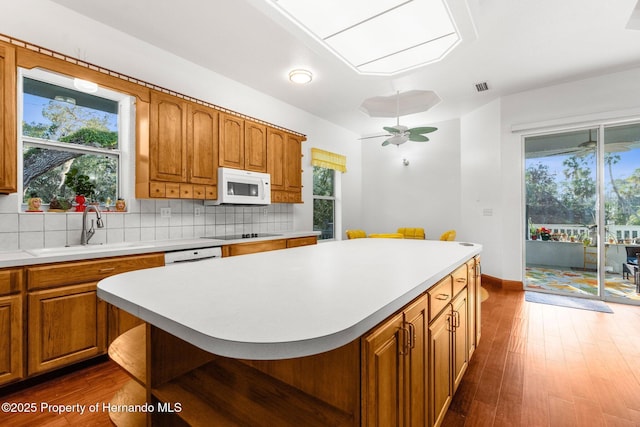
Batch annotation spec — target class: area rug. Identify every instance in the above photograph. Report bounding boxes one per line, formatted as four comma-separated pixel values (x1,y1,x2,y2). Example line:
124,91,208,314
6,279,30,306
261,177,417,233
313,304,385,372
524,291,614,313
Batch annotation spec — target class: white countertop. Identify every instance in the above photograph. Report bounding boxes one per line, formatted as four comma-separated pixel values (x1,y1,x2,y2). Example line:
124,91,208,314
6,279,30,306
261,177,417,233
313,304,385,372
0,231,318,268
98,239,481,360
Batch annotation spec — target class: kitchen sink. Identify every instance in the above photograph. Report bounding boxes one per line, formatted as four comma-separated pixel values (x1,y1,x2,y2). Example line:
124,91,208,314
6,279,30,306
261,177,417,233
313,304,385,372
26,242,154,257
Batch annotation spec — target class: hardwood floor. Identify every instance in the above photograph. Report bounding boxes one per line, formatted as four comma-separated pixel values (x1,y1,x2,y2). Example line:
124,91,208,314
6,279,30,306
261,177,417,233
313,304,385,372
445,285,640,427
0,358,129,426
1,286,638,426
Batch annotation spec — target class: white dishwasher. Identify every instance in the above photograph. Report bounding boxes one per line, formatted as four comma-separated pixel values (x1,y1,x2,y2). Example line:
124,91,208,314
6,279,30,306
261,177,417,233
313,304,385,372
164,246,222,265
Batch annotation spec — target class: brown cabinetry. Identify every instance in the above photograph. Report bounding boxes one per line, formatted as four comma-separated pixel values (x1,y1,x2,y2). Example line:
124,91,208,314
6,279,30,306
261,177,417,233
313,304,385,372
27,282,106,375
428,282,469,427
138,90,218,200
0,41,16,194
222,236,318,257
362,295,428,427
24,253,164,377
267,128,304,203
219,115,268,173
0,268,23,386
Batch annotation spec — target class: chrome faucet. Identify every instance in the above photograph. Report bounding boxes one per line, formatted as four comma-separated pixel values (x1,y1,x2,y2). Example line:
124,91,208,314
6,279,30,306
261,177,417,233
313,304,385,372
81,205,104,245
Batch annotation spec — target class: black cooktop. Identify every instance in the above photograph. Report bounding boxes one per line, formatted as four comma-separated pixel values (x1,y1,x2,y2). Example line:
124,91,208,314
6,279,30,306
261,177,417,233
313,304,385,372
203,233,282,240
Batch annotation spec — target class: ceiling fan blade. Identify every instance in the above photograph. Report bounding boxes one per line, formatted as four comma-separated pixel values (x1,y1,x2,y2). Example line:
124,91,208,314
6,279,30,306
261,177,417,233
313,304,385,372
409,134,429,142
383,126,402,134
358,134,391,140
408,126,438,135
381,139,391,146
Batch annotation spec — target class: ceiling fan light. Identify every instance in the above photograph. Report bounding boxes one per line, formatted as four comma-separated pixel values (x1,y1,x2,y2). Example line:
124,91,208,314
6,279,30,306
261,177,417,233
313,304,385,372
288,69,313,84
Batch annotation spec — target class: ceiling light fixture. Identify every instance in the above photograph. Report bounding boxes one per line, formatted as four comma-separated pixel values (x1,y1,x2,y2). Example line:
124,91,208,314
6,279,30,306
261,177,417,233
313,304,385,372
73,78,98,93
54,96,76,105
288,69,313,84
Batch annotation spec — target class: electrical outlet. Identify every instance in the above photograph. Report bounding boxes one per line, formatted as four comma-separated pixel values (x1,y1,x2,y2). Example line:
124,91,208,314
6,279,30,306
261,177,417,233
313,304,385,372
195,207,201,217
160,208,171,218
263,208,268,216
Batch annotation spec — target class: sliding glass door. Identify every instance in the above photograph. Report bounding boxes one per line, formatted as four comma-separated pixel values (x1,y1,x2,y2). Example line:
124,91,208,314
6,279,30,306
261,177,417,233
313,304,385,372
524,128,599,298
603,123,640,303
524,122,640,304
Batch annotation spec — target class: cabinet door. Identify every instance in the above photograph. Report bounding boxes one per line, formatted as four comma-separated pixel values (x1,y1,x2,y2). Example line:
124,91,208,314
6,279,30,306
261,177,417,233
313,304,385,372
267,128,286,191
245,121,267,172
429,309,452,427
188,103,218,185
28,283,106,375
404,296,428,427
0,41,16,194
475,257,482,345
219,114,245,170
284,134,302,192
362,312,405,427
452,290,469,392
0,294,23,385
150,91,188,183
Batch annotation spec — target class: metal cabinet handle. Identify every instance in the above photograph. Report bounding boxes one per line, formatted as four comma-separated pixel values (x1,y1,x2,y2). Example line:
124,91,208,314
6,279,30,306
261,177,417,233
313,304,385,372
408,322,416,350
435,293,449,300
99,267,116,273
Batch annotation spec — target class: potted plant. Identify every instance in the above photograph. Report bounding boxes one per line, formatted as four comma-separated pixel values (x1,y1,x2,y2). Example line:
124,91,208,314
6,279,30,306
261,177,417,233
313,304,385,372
48,196,72,212
64,167,96,212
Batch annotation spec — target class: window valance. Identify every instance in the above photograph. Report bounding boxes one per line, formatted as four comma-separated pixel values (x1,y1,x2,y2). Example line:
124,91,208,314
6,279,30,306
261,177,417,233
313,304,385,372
310,148,347,173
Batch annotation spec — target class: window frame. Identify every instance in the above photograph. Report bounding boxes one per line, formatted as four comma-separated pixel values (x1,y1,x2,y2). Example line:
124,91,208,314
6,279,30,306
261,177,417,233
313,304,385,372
18,67,133,211
313,165,338,241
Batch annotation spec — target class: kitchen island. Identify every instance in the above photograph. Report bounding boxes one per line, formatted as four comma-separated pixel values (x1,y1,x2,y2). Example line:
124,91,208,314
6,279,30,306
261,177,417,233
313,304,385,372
98,239,482,426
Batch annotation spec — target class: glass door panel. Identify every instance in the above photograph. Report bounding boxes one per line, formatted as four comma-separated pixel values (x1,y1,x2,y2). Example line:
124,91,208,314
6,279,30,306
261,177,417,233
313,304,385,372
603,123,640,302
524,128,599,298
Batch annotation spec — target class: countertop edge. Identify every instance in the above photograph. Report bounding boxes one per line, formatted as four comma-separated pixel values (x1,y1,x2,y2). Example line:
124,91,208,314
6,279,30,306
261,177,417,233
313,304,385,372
98,242,481,360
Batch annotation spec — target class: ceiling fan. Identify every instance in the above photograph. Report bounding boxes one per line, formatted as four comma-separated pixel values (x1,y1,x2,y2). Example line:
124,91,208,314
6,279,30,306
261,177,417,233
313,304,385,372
526,128,640,159
360,91,438,147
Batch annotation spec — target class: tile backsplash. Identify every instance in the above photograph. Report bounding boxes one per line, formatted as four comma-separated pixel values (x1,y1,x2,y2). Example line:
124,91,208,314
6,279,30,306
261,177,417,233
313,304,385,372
0,198,293,251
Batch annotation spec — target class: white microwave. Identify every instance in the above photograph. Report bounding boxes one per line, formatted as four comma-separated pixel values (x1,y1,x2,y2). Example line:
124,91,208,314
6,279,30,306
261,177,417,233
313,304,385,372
205,167,271,206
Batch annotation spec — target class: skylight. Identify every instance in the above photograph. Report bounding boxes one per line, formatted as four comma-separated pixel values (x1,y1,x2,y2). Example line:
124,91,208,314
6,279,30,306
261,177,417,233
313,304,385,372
268,0,461,75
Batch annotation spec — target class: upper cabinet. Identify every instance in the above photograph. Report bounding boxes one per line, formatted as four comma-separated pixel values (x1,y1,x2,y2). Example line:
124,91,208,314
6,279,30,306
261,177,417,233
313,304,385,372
219,114,267,173
137,90,218,200
268,129,305,203
0,41,16,194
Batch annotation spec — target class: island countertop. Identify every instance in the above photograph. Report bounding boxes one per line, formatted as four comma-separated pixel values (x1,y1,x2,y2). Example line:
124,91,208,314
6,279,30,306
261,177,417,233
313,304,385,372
97,239,481,360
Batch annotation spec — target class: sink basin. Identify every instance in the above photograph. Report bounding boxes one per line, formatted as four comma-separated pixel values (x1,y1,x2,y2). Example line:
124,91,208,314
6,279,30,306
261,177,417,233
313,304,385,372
26,242,154,257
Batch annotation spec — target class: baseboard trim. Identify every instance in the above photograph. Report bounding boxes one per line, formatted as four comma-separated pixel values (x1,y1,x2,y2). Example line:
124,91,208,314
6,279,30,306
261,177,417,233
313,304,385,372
482,274,523,291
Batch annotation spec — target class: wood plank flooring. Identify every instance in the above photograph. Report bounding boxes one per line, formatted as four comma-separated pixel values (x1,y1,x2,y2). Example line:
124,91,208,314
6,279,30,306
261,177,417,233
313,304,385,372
444,285,640,427
1,285,638,426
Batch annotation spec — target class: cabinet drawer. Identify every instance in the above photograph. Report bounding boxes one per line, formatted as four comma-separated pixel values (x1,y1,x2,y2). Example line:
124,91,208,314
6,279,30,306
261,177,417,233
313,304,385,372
452,265,468,296
192,185,206,199
286,236,317,248
428,276,452,322
0,268,23,296
27,253,164,290
150,182,166,198
225,239,287,257
205,185,217,200
166,183,180,198
180,184,193,199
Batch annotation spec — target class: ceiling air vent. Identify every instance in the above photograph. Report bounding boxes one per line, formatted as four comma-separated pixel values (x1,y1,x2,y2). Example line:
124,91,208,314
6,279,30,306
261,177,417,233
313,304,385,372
474,82,489,92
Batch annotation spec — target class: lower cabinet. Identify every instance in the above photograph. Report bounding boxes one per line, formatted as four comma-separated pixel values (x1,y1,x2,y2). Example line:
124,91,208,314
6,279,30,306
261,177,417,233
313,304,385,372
223,236,317,257
362,295,428,427
25,253,164,376
363,258,477,427
429,289,469,427
27,283,106,375
0,294,23,385
0,268,23,386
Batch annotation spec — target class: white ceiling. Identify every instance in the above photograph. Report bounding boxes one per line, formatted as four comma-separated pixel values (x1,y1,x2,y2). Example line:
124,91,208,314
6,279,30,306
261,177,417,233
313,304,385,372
51,0,640,136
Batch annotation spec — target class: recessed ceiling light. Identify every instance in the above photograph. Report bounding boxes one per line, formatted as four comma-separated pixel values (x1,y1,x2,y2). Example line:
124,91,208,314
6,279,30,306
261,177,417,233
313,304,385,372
73,78,98,93
288,69,313,84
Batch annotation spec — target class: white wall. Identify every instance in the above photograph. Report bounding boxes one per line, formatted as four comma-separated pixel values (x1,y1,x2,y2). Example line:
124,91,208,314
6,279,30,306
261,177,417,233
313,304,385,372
460,99,502,277
360,118,461,240
0,0,361,249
